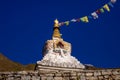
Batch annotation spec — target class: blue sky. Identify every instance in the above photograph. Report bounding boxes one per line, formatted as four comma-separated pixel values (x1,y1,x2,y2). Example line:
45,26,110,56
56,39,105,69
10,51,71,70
0,0,120,68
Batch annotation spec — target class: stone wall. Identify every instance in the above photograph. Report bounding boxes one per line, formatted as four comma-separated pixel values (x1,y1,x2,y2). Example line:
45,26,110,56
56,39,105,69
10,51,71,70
0,69,120,80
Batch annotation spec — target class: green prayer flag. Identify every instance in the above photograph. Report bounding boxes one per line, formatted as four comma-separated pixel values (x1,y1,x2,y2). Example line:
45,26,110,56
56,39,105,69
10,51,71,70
100,8,104,13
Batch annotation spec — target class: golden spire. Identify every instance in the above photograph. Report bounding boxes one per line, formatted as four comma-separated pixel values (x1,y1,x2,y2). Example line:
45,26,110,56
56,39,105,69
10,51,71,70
52,19,62,39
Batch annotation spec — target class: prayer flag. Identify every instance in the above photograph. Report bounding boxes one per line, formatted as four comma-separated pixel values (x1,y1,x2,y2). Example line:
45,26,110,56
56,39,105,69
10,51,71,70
80,16,89,23
103,4,110,12
76,18,80,22
71,19,77,22
96,9,101,14
100,8,104,13
59,22,64,26
88,16,92,19
64,21,69,26
108,2,114,7
111,0,117,3
91,12,98,19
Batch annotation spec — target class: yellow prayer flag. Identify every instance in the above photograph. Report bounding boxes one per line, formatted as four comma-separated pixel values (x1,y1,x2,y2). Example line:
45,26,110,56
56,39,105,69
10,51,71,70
64,21,69,26
103,4,110,12
80,16,89,23
84,16,89,22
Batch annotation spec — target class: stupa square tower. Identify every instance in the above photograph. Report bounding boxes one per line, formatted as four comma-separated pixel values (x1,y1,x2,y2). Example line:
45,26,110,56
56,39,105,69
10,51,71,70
35,19,84,70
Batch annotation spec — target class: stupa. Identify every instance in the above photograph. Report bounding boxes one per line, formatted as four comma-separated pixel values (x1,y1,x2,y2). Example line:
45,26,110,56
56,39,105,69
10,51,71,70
35,19,85,71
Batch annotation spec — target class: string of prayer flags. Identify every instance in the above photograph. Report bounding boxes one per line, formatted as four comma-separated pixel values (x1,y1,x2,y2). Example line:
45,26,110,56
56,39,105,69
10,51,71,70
58,0,117,27
103,4,110,12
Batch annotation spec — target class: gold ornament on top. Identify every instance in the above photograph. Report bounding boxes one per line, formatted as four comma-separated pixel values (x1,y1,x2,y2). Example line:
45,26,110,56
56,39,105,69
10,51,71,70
54,19,59,27
52,19,62,39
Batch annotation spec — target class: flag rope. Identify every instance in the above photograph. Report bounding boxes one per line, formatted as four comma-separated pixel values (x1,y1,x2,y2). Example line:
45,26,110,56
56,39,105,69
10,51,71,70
58,0,117,27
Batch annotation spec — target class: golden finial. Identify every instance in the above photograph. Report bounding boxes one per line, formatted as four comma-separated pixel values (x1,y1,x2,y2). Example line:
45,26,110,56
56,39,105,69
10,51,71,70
52,19,62,39
54,19,59,27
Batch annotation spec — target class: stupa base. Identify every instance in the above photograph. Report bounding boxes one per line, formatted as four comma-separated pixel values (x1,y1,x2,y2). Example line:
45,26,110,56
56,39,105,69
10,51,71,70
35,65,84,72
35,52,85,70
